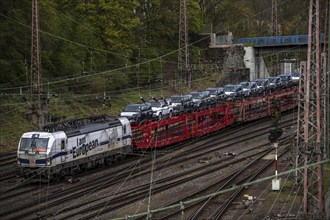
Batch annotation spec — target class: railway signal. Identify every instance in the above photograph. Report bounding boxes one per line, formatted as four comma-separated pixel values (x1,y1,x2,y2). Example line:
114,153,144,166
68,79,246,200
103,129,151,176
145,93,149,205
272,142,280,191
268,128,283,143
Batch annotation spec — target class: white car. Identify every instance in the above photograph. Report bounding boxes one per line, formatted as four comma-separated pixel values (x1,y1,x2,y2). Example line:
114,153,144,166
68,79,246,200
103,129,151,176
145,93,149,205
291,72,300,85
147,99,173,119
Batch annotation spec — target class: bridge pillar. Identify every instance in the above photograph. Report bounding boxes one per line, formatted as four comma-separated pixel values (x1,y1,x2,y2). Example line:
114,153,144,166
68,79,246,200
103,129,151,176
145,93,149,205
243,47,269,80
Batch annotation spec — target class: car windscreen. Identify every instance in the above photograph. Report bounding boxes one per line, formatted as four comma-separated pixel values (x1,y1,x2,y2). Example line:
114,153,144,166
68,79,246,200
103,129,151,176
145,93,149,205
124,105,140,112
207,90,218,95
20,138,49,151
224,86,236,92
171,97,183,103
240,82,249,87
268,78,276,82
292,72,300,77
190,93,203,99
241,84,249,88
148,101,161,107
255,81,263,86
279,76,289,81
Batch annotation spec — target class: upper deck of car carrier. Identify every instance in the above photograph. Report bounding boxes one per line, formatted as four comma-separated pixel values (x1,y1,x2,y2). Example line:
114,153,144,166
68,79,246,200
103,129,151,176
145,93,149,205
131,87,298,149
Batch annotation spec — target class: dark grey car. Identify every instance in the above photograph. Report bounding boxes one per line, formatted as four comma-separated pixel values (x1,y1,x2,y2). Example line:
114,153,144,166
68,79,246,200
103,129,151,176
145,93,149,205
239,82,257,97
189,91,216,108
253,78,270,94
278,74,293,88
223,84,244,101
266,77,282,91
170,95,194,114
206,88,225,101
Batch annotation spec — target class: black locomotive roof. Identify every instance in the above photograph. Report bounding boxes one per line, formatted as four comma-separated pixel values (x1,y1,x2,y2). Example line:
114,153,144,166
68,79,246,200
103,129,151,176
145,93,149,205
43,115,123,137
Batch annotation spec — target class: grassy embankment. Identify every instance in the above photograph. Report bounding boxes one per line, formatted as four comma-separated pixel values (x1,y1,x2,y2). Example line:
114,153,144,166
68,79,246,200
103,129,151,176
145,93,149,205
0,72,222,153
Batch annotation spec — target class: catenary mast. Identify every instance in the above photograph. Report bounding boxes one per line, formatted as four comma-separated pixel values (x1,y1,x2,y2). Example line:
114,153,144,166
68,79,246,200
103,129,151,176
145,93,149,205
30,0,46,128
178,0,190,89
271,0,278,76
296,0,326,217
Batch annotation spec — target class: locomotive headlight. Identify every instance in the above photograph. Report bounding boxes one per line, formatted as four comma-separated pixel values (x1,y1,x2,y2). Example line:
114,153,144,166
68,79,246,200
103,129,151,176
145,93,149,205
17,159,21,165
46,158,51,166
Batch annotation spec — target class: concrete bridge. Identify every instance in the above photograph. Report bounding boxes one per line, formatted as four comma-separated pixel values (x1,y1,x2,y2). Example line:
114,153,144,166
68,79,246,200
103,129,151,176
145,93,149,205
233,34,325,48
209,33,323,80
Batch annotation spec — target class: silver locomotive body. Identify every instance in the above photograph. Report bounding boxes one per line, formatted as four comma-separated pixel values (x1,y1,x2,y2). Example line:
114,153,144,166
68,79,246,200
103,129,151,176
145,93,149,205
17,116,132,181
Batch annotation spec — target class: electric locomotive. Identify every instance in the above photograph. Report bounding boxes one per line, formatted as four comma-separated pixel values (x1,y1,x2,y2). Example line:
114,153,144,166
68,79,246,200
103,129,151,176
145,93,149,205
17,115,132,181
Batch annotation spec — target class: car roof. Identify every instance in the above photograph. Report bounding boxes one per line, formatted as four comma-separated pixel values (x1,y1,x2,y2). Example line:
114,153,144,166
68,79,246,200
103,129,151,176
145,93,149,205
190,91,206,94
171,94,191,98
126,103,148,107
147,99,163,103
207,88,222,90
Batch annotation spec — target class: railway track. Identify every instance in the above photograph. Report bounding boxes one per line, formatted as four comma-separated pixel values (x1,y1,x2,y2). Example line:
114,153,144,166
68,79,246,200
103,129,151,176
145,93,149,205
0,113,296,219
50,142,278,220
0,152,18,183
0,152,16,167
138,139,291,220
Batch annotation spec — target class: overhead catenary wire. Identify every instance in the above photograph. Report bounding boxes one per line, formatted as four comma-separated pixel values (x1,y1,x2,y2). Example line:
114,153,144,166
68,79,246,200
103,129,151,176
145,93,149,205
109,159,329,220
262,163,294,219
112,118,297,218
0,70,221,108
237,146,298,219
0,1,315,217
0,0,300,94
51,152,148,216
51,125,160,217
283,179,303,219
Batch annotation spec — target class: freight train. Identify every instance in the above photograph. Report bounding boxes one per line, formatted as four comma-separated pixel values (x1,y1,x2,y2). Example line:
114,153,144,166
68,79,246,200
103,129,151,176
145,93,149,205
17,87,298,181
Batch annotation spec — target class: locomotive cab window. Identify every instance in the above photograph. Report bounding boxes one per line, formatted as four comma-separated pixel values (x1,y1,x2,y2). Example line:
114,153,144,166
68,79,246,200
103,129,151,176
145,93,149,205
61,140,65,150
123,125,127,134
20,137,49,151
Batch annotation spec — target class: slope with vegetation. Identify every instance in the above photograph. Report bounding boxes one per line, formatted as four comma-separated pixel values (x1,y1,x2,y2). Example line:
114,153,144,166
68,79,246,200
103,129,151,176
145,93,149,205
0,0,324,152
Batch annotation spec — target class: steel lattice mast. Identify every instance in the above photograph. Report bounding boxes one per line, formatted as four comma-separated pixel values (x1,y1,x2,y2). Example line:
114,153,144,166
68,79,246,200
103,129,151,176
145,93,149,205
178,0,190,88
30,0,46,128
295,61,306,184
272,0,278,36
31,0,41,111
271,0,278,76
297,0,325,216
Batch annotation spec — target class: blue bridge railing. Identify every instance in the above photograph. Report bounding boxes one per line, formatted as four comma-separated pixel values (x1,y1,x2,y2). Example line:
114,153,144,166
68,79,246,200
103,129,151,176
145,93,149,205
233,34,325,47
